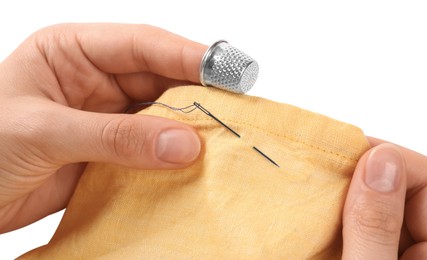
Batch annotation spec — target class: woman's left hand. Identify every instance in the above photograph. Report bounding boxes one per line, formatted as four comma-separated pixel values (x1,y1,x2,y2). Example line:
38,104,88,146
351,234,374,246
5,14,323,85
342,137,427,259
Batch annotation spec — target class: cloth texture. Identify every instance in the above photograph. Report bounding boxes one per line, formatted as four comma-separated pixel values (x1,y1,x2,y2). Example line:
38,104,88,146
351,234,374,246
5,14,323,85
20,86,370,259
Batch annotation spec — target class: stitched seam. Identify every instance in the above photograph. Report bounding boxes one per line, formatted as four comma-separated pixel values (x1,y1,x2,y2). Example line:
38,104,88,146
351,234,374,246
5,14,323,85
170,117,360,162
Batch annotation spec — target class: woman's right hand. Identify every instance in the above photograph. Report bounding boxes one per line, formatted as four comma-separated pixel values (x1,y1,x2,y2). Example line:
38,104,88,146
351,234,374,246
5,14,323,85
0,23,207,234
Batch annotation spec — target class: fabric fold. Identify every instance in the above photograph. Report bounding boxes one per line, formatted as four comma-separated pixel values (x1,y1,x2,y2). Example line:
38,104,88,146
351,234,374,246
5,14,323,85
20,86,370,259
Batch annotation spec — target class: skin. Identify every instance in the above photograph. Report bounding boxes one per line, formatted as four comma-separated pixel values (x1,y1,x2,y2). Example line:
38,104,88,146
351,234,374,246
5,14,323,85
343,138,427,259
0,23,425,258
0,23,206,233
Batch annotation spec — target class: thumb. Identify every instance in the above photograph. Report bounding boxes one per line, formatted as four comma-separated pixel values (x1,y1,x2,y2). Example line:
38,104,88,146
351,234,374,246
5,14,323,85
342,143,406,260
50,107,201,169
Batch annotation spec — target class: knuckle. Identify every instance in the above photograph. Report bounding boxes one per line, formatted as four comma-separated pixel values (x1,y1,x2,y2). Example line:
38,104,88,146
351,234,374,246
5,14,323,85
32,23,74,40
352,197,402,245
101,117,147,159
31,24,70,50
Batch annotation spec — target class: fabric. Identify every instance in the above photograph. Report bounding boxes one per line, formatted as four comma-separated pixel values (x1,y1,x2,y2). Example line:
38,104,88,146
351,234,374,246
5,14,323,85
20,86,370,259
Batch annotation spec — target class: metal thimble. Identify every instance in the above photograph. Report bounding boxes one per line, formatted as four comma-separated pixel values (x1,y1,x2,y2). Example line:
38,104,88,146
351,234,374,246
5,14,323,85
200,40,259,94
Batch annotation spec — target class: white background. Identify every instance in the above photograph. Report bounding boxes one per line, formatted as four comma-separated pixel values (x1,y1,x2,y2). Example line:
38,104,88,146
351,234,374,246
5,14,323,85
0,1,426,258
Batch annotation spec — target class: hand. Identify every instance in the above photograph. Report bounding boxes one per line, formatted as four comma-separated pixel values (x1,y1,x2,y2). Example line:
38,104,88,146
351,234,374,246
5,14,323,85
0,23,207,233
342,137,427,259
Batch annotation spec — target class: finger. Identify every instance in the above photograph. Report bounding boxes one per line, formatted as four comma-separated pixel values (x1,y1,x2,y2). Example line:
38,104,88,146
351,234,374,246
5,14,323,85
72,72,193,112
400,242,427,260
30,102,201,169
37,23,208,82
399,222,415,255
367,136,427,242
70,109,201,169
114,71,194,102
342,143,406,260
367,136,427,192
405,186,427,241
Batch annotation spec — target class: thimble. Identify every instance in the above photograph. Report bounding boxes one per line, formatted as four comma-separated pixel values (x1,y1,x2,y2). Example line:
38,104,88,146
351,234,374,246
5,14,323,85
200,40,259,94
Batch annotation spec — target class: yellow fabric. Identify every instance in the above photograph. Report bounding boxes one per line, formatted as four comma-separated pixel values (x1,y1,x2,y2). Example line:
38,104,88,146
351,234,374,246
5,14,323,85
21,86,370,259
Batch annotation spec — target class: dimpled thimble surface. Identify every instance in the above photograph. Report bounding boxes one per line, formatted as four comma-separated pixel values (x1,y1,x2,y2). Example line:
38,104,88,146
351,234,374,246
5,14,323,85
200,40,259,94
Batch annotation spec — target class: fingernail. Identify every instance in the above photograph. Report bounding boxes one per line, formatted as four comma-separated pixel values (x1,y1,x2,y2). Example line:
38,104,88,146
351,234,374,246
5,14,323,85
156,129,201,164
364,144,403,192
